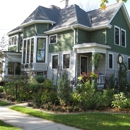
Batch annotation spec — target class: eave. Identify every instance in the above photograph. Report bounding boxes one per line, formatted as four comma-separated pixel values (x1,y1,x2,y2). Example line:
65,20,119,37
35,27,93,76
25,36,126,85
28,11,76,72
8,29,22,36
20,20,56,28
44,24,112,34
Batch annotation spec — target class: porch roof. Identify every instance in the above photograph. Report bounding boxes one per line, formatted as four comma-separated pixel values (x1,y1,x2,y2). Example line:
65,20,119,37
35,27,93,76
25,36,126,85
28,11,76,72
73,43,111,54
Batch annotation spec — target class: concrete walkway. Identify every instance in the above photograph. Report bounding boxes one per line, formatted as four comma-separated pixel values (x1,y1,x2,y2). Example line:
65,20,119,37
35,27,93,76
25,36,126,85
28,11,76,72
0,105,81,130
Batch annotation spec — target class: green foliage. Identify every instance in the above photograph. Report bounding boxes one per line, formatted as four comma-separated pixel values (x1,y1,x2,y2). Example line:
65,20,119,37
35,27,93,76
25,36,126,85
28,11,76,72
35,75,45,83
91,53,103,71
76,81,96,110
0,86,3,92
106,74,117,88
120,63,128,92
57,70,72,106
93,88,114,108
111,92,130,109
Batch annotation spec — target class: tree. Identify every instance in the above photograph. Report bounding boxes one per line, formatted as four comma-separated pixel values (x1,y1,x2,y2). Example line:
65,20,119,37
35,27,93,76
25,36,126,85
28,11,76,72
100,0,127,10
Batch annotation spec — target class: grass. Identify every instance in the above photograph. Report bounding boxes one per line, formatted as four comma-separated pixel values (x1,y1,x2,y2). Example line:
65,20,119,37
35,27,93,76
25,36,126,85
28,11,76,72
0,100,10,106
0,120,21,130
10,105,130,130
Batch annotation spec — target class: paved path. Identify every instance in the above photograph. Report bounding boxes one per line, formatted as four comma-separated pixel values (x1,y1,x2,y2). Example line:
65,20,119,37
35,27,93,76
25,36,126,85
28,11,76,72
0,105,81,130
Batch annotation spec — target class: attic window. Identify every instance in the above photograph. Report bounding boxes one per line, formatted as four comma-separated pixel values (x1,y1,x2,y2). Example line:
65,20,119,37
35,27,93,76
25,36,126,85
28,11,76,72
49,35,57,44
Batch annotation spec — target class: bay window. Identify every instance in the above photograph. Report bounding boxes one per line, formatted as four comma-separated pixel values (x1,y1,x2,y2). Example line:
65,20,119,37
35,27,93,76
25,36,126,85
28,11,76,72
36,38,46,62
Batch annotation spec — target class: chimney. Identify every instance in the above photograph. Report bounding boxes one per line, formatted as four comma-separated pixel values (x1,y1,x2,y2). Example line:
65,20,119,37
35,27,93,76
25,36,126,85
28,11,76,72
60,0,69,8
65,0,69,8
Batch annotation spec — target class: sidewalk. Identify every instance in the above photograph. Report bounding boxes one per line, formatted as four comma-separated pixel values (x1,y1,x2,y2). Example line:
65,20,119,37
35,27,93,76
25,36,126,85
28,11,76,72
0,104,81,130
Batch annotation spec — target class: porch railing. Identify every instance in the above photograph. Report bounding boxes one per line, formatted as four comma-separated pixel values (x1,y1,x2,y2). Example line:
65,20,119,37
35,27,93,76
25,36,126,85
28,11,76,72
97,75,105,90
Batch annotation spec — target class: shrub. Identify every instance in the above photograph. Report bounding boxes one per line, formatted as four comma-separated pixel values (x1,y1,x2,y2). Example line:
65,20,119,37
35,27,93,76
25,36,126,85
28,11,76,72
35,75,45,83
57,70,72,106
111,92,130,109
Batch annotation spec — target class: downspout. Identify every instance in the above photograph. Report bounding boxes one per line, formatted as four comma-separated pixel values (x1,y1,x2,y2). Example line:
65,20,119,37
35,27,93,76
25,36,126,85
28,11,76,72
71,26,77,86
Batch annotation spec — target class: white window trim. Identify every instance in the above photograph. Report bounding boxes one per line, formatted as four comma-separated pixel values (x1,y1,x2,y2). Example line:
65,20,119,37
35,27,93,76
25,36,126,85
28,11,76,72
128,57,130,71
51,54,59,69
62,53,71,69
114,25,120,46
49,34,57,44
121,28,126,48
9,35,18,47
108,53,114,69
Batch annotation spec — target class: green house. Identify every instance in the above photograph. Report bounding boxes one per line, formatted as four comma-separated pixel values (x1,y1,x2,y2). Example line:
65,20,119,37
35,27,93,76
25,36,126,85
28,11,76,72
2,2,130,87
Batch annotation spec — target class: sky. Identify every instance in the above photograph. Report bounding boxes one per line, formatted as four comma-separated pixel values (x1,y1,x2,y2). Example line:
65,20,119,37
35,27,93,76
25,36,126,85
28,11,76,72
0,0,130,39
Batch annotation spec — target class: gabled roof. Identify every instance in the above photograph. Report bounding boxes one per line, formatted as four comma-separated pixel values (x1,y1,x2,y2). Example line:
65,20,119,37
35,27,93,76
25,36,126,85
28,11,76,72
8,2,130,35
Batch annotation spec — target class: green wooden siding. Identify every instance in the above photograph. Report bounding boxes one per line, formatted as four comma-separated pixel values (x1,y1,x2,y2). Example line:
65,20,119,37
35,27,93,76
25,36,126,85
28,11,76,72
78,29,106,44
36,24,48,34
107,9,130,55
90,29,106,43
23,24,35,38
49,30,74,52
78,29,90,43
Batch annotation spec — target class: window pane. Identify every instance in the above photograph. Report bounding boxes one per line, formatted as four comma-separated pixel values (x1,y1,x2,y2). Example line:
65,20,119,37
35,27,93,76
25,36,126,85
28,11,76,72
63,54,70,68
23,40,26,63
20,34,23,51
36,38,46,62
30,38,34,63
8,62,14,75
115,28,119,45
27,40,30,63
52,55,58,68
50,35,56,44
128,58,130,70
109,54,113,69
121,30,125,47
15,63,21,75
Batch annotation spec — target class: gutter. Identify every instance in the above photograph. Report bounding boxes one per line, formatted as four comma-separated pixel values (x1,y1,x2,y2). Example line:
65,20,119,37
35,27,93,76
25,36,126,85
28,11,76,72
45,24,112,34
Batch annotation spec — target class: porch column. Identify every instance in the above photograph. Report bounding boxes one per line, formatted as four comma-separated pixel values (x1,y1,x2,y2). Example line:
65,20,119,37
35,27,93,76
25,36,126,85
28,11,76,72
74,50,77,85
92,52,95,72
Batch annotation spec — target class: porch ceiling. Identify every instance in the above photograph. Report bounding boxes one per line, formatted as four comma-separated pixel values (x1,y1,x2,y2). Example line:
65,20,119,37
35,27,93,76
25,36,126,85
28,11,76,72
73,43,111,54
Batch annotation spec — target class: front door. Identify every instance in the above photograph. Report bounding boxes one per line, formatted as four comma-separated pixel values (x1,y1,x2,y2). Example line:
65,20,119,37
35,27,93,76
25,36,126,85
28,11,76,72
81,56,87,74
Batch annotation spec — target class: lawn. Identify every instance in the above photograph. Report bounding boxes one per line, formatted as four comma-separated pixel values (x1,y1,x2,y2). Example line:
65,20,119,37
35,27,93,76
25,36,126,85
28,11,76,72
10,105,130,130
0,100,10,106
0,120,21,130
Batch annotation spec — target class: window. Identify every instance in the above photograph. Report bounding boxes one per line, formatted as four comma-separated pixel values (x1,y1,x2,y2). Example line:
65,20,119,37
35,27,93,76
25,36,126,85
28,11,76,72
8,62,14,75
121,29,126,47
52,55,58,69
20,34,23,51
27,40,30,63
30,38,34,63
63,54,70,68
49,35,57,44
23,40,26,63
128,58,130,70
8,35,18,46
109,54,113,69
15,63,21,75
114,26,120,45
36,38,46,62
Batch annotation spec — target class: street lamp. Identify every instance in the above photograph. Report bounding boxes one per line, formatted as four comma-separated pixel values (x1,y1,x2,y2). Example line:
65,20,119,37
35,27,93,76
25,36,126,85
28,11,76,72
117,53,123,94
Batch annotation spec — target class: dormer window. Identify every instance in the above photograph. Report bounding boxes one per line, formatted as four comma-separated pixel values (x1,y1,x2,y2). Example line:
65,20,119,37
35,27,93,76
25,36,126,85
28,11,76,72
49,35,57,44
